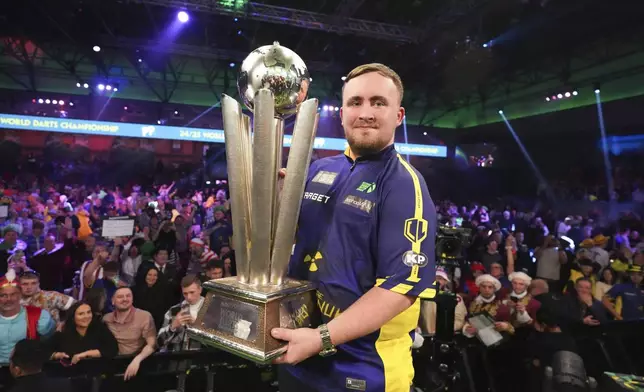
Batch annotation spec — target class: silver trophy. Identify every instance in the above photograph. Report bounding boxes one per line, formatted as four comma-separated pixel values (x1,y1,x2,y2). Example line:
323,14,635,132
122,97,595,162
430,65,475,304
187,42,320,363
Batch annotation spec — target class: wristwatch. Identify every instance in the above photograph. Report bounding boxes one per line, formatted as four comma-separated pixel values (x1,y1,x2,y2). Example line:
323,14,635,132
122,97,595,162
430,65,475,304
317,324,337,357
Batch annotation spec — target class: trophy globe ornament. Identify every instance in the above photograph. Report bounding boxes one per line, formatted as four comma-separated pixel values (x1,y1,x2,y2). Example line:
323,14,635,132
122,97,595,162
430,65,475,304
238,41,311,117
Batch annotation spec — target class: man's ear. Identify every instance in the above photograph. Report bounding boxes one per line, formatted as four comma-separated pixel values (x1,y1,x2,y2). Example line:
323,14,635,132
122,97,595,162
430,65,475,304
396,106,405,127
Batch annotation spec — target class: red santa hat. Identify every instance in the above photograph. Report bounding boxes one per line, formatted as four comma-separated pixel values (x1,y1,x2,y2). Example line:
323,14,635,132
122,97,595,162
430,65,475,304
0,269,19,290
190,238,205,248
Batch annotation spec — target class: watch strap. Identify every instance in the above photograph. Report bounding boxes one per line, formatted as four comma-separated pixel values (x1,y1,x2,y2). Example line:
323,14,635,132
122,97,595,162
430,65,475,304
318,324,336,356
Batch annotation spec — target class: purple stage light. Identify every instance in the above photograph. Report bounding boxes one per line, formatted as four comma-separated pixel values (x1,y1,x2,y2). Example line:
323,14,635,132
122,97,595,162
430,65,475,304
177,11,189,23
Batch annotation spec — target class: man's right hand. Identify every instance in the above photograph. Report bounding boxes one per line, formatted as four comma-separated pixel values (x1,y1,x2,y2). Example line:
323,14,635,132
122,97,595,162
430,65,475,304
171,313,193,330
583,316,600,326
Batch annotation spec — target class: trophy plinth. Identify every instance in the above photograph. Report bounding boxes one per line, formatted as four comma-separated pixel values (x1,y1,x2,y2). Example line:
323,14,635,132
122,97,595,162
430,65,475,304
189,278,318,363
187,42,320,363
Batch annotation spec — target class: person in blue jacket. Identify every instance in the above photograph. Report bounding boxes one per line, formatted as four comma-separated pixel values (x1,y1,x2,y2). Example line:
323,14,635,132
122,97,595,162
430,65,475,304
602,264,643,320
271,63,438,392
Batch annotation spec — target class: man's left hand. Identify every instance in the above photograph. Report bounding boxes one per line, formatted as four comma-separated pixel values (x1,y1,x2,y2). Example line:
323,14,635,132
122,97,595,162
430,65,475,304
124,358,141,381
271,327,322,365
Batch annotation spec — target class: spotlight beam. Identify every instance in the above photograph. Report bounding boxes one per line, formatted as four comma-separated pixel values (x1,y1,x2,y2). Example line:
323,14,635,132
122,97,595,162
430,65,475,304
594,91,615,206
499,111,554,202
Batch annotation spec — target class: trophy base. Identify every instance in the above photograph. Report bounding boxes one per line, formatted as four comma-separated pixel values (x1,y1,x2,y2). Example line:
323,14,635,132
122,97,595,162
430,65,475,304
187,277,319,364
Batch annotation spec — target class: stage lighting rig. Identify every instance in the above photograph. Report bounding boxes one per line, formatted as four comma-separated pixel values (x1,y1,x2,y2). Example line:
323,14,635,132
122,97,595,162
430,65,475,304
545,89,578,102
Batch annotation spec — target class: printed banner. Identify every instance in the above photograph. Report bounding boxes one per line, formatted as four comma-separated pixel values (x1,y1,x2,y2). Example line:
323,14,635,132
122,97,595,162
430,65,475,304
0,113,447,158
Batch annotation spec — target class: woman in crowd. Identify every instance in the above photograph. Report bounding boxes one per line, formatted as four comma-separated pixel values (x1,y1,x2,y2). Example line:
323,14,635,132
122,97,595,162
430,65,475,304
49,301,118,364
594,267,616,301
133,265,172,330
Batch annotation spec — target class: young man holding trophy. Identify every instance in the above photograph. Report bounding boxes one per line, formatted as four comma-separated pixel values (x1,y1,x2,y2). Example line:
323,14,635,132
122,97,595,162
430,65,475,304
272,63,438,392
186,43,437,392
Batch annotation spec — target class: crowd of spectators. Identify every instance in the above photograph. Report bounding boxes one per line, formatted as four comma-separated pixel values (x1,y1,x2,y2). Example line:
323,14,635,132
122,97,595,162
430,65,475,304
417,201,643,390
0,153,642,391
0,176,234,391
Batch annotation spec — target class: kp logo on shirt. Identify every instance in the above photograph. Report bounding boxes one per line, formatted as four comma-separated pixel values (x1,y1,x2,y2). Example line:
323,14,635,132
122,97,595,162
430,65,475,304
402,250,429,268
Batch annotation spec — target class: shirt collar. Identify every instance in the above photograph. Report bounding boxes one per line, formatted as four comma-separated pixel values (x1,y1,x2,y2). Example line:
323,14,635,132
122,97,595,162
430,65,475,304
113,308,134,324
476,294,496,303
343,144,396,164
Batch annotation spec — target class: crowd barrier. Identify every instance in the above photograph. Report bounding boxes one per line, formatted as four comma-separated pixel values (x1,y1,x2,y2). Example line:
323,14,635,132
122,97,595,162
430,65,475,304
1,319,643,392
413,318,644,392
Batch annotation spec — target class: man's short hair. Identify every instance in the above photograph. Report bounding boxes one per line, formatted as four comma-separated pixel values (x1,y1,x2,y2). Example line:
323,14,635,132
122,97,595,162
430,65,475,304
154,246,169,256
32,221,44,231
11,339,48,373
181,274,201,288
18,272,39,281
205,260,224,271
575,277,592,286
343,63,404,104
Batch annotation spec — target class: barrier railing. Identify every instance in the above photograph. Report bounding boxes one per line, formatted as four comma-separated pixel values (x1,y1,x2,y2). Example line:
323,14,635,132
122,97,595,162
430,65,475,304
2,319,643,392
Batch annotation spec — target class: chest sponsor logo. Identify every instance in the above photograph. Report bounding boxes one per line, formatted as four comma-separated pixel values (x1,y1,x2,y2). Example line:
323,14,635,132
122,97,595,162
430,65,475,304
303,192,330,204
343,195,374,213
402,250,429,268
312,171,338,186
346,378,367,391
356,181,376,193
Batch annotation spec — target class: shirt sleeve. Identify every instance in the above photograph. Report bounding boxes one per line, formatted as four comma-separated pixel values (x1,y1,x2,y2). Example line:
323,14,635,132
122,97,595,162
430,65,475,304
37,309,56,338
142,311,158,341
157,307,183,349
375,159,437,299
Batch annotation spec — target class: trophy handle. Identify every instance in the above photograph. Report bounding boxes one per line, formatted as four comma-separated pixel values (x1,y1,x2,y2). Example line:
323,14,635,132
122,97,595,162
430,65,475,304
269,98,319,285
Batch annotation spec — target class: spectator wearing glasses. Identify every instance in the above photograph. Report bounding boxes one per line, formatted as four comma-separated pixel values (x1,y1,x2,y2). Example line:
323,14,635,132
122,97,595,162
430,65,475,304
19,271,75,330
48,302,118,365
0,270,55,365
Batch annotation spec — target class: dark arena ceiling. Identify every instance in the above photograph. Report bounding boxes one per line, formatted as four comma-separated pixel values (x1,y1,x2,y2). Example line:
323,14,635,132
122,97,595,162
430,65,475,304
2,0,644,128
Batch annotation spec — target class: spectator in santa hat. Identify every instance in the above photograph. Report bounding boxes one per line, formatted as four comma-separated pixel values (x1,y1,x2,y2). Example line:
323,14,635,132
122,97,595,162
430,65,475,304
186,238,217,275
0,269,55,364
501,271,541,328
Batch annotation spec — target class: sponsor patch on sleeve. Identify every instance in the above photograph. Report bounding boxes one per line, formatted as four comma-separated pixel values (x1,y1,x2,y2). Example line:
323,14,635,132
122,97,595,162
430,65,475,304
402,250,429,268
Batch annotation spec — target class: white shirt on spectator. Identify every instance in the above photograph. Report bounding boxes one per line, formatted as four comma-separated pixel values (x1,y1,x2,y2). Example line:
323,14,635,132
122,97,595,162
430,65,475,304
591,246,610,269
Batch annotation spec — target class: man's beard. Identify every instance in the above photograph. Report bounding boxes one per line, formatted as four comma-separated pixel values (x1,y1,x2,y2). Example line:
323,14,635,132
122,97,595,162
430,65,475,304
345,128,389,156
